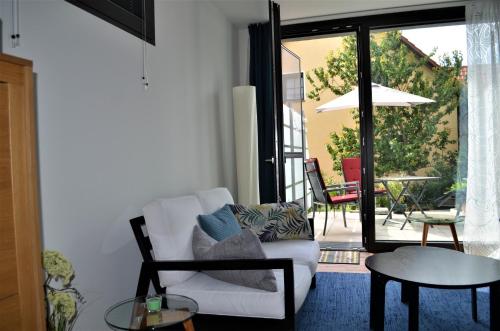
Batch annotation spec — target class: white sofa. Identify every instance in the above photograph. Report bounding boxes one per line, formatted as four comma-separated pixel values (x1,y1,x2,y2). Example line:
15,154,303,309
136,187,320,329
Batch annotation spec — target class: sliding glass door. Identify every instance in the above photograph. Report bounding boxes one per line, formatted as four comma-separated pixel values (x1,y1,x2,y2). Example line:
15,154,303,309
281,6,466,251
370,24,467,244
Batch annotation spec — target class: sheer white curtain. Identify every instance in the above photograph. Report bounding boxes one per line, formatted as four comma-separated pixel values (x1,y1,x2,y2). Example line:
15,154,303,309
464,0,500,259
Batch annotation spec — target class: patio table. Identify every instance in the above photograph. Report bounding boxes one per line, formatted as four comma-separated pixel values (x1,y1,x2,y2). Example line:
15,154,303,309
375,176,440,230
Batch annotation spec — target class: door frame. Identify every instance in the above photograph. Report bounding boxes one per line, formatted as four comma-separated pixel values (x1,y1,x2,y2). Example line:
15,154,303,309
281,6,466,252
270,0,286,202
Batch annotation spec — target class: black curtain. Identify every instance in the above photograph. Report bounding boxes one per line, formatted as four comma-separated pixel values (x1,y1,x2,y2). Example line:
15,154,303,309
249,23,277,203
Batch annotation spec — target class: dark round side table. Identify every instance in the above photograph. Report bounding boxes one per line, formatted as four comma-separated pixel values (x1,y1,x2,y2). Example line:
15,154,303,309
105,294,198,331
365,246,500,331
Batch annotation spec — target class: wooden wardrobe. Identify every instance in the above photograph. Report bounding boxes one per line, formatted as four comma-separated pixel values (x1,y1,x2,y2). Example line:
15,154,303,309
0,54,46,330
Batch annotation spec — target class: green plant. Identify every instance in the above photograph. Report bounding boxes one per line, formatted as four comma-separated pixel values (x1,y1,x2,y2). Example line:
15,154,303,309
43,250,85,331
448,179,467,193
307,31,463,178
326,127,360,174
448,177,467,206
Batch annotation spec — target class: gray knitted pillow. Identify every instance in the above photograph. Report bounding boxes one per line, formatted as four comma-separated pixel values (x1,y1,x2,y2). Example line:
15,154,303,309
192,225,278,292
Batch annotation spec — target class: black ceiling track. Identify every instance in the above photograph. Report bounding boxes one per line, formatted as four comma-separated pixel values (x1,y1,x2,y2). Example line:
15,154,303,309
282,6,465,40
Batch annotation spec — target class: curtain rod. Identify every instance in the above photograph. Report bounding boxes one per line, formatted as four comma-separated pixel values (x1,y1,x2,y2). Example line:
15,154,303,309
282,0,471,26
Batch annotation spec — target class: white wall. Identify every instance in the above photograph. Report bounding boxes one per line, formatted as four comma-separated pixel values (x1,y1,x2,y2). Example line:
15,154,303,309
236,27,250,86
0,1,236,329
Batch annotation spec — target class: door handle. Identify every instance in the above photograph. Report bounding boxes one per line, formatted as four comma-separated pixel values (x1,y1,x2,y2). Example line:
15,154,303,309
265,157,275,164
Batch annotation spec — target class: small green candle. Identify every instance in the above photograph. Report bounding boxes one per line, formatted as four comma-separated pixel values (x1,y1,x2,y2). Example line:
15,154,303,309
146,296,161,312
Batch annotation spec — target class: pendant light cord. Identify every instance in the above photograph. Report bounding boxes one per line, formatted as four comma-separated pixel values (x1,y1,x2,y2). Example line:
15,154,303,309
141,0,149,90
16,0,20,46
11,0,15,47
11,0,20,48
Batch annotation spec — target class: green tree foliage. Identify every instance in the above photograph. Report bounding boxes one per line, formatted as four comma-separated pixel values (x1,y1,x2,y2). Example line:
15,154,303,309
306,31,463,179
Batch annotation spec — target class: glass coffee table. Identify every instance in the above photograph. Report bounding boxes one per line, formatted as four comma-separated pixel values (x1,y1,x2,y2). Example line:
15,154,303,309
105,294,198,331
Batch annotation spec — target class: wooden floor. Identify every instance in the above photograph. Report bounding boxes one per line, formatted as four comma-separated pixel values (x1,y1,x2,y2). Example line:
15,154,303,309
317,252,372,273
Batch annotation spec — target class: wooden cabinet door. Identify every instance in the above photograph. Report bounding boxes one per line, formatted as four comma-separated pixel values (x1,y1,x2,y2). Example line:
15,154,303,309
0,54,45,331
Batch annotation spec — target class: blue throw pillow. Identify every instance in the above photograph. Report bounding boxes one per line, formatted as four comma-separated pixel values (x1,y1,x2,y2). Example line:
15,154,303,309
198,204,242,241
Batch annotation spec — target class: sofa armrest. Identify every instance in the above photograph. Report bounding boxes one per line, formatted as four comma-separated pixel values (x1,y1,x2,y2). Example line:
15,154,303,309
136,258,295,329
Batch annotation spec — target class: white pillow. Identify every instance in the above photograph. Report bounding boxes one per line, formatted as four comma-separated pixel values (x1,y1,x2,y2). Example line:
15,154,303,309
143,195,203,287
195,187,234,214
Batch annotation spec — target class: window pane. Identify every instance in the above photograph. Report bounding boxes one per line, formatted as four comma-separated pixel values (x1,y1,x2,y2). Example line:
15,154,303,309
285,159,293,188
294,183,304,200
284,126,291,152
294,158,303,184
371,25,466,242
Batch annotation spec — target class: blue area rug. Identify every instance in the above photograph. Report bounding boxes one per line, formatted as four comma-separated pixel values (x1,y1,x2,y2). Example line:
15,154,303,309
296,272,491,331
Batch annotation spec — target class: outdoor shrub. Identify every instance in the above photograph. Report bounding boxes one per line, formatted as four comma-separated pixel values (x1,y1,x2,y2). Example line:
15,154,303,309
417,151,458,208
326,127,360,174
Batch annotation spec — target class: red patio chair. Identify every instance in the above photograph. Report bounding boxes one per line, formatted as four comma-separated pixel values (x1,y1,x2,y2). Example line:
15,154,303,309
341,157,387,196
304,158,361,236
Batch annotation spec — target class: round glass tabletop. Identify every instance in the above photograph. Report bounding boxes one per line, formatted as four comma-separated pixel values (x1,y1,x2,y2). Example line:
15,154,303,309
407,215,464,224
104,294,198,330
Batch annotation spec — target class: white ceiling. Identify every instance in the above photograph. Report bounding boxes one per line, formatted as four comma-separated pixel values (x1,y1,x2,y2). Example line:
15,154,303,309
210,0,268,26
211,0,466,27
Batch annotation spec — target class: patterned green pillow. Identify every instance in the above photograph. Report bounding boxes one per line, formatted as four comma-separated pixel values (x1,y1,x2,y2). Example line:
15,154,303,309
228,202,313,242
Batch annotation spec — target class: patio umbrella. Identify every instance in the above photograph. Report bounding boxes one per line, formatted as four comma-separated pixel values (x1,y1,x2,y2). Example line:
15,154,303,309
316,83,435,113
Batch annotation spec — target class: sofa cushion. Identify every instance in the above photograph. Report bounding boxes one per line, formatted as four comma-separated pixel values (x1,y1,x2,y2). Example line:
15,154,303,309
143,195,203,287
195,187,234,214
261,240,320,276
192,225,277,291
229,202,313,242
197,205,242,241
166,263,312,319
